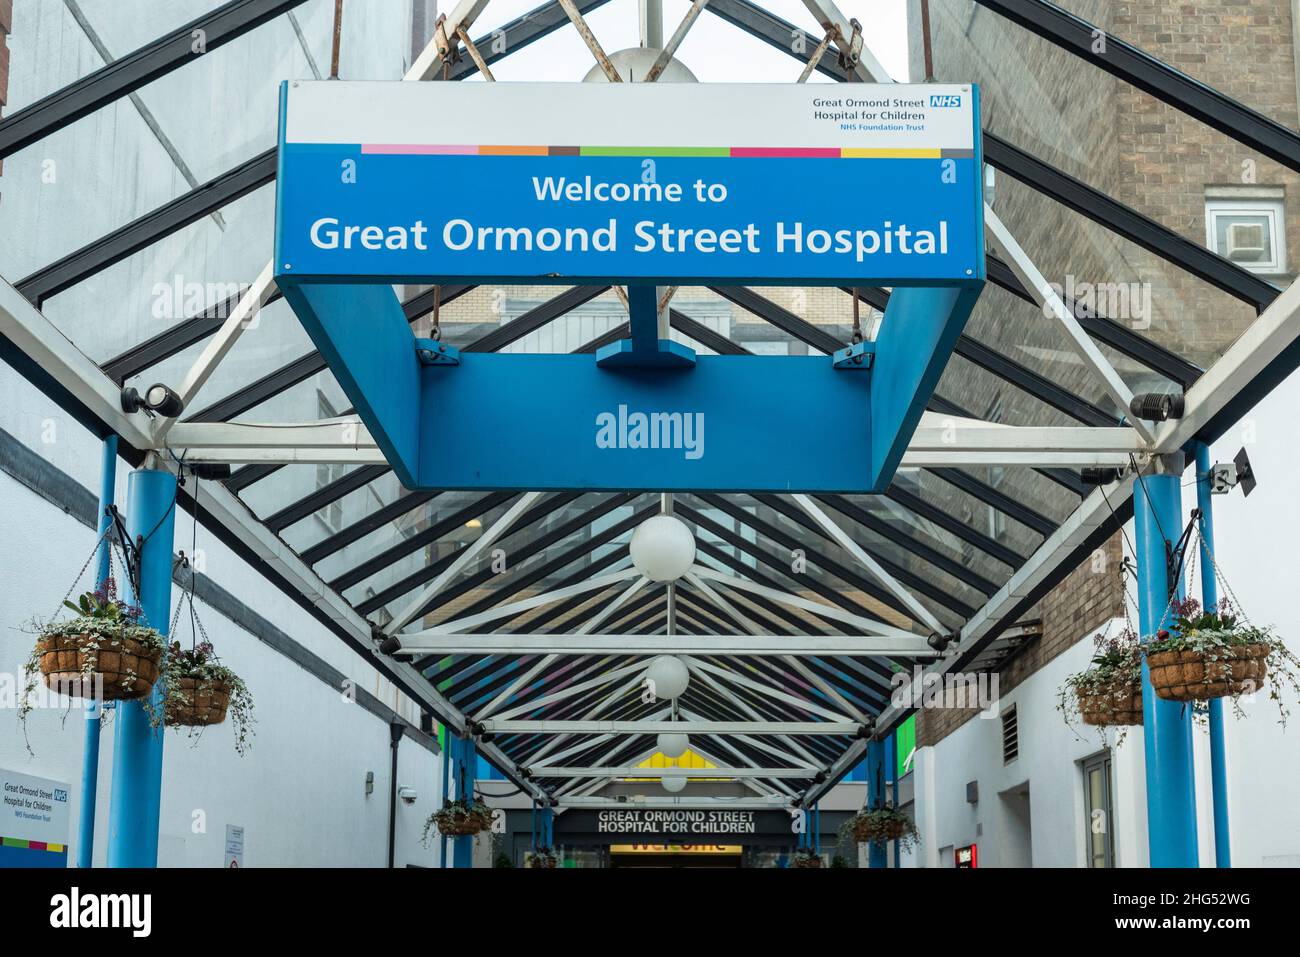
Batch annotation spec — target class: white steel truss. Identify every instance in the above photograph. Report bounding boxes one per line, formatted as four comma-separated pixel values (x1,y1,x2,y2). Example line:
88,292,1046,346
3,0,1296,811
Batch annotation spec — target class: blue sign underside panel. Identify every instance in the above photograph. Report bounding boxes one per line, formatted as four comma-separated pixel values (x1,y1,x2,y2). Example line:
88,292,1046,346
277,152,981,286
280,281,421,487
417,353,873,492
871,284,986,484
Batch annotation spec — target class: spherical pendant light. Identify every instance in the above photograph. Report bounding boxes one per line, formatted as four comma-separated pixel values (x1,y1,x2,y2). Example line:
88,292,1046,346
657,732,690,759
630,515,696,582
644,655,690,700
661,774,687,793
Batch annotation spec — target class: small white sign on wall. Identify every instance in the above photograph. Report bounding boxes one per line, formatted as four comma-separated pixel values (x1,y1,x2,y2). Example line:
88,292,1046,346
224,824,245,869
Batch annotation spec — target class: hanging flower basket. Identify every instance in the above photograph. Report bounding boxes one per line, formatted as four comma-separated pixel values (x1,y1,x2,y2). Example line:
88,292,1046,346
160,640,255,760
789,849,823,869
165,675,232,726
1146,599,1275,702
425,799,494,842
528,846,559,868
846,806,921,852
1059,629,1144,740
27,581,164,702
162,641,248,728
1075,680,1143,726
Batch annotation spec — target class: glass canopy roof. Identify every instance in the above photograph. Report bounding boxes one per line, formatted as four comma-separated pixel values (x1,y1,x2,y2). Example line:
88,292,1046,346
2,0,1294,803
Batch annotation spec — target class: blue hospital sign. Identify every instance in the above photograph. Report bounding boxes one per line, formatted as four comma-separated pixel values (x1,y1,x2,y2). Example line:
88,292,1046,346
275,82,983,285
274,82,986,493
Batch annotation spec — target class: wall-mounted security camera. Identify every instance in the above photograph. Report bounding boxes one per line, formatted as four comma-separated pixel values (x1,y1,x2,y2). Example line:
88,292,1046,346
120,383,184,418
398,786,418,805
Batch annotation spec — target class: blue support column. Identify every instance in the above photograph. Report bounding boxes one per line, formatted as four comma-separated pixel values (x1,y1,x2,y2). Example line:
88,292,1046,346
77,436,117,869
439,728,450,868
452,735,477,868
1195,442,1231,868
1135,462,1199,868
541,805,554,848
886,732,899,867
866,737,887,869
106,466,177,868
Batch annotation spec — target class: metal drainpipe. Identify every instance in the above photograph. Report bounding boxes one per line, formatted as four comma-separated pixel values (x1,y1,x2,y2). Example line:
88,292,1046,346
77,434,117,868
388,720,402,868
1195,442,1231,867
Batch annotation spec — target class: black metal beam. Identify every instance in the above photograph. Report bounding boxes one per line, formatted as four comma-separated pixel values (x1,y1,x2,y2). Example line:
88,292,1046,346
982,134,1277,315
406,502,654,670
263,464,390,533
462,286,611,353
355,492,583,616
975,0,1300,176
0,0,309,160
16,150,277,307
185,285,475,423
708,0,1265,329
926,391,1088,501
884,484,1025,570
299,490,439,566
328,492,514,592
403,496,644,624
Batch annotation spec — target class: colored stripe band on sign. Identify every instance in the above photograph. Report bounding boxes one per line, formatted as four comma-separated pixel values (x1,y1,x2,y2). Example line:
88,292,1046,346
345,144,978,158
1,836,66,852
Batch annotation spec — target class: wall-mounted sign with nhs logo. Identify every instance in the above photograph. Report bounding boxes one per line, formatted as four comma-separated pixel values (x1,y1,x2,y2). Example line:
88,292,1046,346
275,82,983,286
274,82,985,493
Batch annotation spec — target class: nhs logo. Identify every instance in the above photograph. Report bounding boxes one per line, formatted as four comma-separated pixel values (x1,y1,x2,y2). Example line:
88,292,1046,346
54,788,68,802
929,94,962,108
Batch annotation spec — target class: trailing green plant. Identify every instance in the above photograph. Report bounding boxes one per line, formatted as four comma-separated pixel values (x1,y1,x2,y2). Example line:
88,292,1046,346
1146,598,1299,723
1057,626,1144,744
528,845,559,868
845,805,921,852
423,798,494,845
19,580,166,749
829,853,850,868
157,640,256,755
788,848,823,868
493,852,515,868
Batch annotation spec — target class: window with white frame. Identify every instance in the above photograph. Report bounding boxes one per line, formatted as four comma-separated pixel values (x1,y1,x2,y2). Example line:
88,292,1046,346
1205,190,1288,274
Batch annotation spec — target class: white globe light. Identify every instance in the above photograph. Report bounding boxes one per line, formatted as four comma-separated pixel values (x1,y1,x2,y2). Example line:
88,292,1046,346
644,655,690,700
661,774,687,793
657,732,690,759
630,515,696,582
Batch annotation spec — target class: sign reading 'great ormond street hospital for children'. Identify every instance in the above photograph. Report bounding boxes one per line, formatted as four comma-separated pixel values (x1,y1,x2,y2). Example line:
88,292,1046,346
1,768,70,868
275,82,982,285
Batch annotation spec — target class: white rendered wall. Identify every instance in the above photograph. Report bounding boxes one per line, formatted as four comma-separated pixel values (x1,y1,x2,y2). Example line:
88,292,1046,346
912,363,1300,868
0,371,444,868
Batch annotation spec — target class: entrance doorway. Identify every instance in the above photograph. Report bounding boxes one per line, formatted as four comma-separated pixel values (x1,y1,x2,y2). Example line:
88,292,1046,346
608,845,744,868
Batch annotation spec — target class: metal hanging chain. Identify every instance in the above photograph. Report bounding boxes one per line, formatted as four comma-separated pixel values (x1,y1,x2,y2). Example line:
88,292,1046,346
851,289,863,344
1191,520,1252,626
168,554,213,654
432,285,442,341
53,519,115,619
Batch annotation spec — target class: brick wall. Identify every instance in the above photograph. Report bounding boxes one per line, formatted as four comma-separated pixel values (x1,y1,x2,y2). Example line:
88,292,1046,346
909,0,1297,748
917,532,1124,747
0,0,11,176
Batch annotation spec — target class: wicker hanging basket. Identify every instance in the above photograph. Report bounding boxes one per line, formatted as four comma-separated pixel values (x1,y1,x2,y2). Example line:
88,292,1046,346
790,852,823,868
1075,680,1144,726
1147,643,1270,701
852,816,915,842
528,849,558,868
36,631,162,701
165,675,233,727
